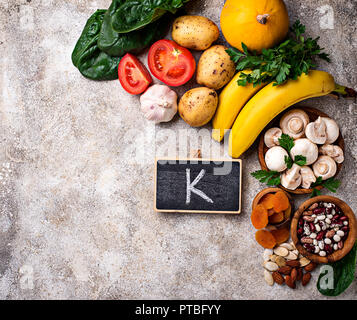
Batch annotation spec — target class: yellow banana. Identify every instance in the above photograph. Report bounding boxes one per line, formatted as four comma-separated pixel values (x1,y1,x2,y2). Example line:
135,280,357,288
212,71,267,142
229,70,336,158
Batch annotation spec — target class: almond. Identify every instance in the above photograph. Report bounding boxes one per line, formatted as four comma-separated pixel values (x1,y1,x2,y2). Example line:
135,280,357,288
290,268,298,282
296,268,303,281
285,275,296,289
286,260,300,268
302,272,312,286
304,262,317,272
272,271,284,285
278,266,292,275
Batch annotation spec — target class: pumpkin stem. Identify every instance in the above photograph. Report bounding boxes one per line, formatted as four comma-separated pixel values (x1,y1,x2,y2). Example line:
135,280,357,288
257,14,270,25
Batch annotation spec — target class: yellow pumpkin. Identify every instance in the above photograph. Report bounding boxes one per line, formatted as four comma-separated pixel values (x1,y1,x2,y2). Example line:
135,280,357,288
220,0,289,53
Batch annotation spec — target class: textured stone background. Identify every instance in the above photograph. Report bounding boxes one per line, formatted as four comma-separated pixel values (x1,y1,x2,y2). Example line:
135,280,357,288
0,0,356,299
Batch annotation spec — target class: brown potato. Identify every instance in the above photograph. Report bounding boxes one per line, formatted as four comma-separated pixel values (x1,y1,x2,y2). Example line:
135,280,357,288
196,45,236,90
172,15,219,51
179,87,218,127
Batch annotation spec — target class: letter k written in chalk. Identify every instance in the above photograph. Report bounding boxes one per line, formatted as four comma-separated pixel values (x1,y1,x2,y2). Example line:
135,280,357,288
186,169,214,204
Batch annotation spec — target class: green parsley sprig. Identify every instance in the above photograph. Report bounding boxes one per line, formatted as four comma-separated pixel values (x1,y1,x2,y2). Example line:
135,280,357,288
226,20,330,87
311,176,341,193
251,170,281,186
278,134,294,152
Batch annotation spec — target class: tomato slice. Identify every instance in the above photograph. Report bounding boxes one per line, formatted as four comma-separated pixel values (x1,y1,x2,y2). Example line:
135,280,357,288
118,53,152,95
148,40,196,87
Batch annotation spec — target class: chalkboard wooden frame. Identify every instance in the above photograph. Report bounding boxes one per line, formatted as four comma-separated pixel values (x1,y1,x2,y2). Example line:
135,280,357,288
154,158,242,214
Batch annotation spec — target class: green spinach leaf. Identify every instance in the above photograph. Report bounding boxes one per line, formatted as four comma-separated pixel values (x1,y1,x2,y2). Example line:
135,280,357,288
109,0,190,33
317,241,357,296
98,0,170,56
72,10,121,81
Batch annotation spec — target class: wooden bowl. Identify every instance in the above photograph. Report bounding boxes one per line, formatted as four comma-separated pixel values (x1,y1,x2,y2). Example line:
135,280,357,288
258,106,345,194
252,187,293,230
291,196,357,264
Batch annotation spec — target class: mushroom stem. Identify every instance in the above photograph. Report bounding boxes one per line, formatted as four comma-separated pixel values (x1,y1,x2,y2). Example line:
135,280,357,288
257,14,270,25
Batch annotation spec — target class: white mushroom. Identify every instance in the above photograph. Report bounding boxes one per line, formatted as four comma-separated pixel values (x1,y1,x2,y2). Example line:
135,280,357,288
264,127,282,148
321,117,339,144
290,138,318,165
265,146,288,172
312,155,337,180
305,117,327,144
140,85,177,123
281,164,302,190
279,109,310,139
300,166,316,189
319,144,344,163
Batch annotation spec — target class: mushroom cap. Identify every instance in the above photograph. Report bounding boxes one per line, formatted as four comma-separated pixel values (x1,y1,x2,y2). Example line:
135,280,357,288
265,146,288,172
305,117,327,144
279,109,310,139
321,117,339,144
281,164,302,190
290,138,318,165
300,166,316,189
312,155,337,180
264,127,282,148
319,144,344,164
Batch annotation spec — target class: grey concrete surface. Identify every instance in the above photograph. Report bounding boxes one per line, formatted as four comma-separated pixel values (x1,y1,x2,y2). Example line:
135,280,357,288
0,0,356,299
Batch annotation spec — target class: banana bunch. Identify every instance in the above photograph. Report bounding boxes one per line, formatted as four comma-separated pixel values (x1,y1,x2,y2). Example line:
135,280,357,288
212,70,336,158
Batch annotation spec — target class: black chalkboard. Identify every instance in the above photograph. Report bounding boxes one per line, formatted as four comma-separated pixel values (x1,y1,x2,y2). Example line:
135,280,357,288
154,158,242,214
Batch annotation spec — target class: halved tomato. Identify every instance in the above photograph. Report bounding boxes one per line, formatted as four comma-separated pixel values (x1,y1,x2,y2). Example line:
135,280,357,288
148,40,196,87
118,53,152,95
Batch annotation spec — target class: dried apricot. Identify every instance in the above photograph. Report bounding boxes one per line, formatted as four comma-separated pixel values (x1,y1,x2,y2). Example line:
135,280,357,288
251,204,268,229
272,191,290,212
284,204,291,220
271,228,290,244
269,211,284,224
255,230,277,249
268,208,276,216
259,193,275,210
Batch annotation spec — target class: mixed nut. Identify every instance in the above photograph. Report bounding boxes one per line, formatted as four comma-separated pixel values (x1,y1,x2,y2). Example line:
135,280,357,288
298,201,349,256
263,241,317,288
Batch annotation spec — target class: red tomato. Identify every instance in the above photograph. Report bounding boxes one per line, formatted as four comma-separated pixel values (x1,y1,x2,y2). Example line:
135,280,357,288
118,53,152,95
148,40,196,87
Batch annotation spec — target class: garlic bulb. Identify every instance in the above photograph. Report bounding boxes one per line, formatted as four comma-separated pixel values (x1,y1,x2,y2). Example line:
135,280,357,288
140,85,178,123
